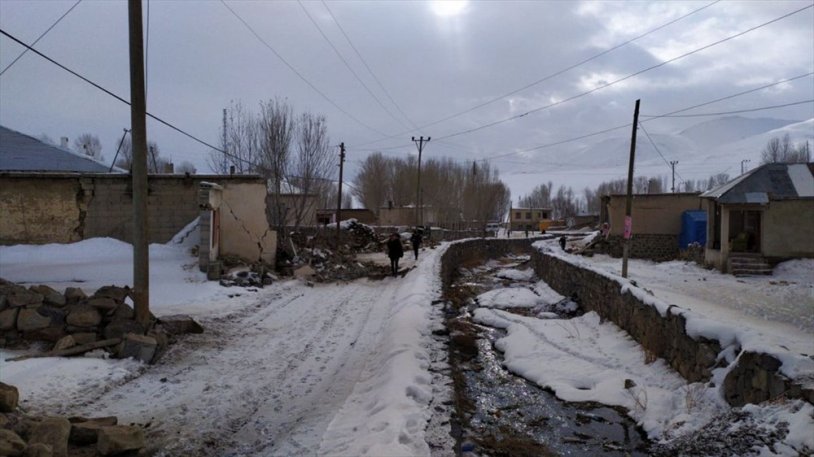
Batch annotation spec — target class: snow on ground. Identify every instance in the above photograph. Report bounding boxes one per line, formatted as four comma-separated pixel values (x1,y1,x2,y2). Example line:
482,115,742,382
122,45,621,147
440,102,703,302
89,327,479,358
0,230,449,456
471,258,814,456
494,267,534,281
475,286,541,309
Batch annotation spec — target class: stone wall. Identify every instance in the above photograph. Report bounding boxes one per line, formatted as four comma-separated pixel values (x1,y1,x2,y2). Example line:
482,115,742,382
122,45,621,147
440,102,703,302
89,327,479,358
439,238,813,407
0,173,268,246
601,233,679,261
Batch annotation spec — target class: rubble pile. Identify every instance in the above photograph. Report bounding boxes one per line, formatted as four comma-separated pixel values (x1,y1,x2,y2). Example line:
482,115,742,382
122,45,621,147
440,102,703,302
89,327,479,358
1,382,146,457
279,220,387,283
219,266,274,288
0,279,201,364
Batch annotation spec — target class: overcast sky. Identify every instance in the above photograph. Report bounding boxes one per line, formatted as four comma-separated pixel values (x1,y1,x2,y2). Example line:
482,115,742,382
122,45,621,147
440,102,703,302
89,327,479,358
1,0,812,197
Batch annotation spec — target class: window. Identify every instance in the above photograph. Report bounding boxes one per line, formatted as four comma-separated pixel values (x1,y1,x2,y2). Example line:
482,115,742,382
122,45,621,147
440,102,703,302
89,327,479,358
515,212,521,219
525,212,531,219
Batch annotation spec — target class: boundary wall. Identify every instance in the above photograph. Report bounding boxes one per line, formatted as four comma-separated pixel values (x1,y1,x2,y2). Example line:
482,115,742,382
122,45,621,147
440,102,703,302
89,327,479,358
439,238,813,407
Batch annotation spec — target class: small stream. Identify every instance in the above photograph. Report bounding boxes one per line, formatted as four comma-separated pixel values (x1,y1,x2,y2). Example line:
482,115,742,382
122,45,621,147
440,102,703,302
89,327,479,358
444,254,651,457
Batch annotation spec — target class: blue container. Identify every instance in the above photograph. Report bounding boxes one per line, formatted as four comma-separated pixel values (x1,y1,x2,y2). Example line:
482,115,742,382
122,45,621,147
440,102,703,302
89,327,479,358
679,210,707,249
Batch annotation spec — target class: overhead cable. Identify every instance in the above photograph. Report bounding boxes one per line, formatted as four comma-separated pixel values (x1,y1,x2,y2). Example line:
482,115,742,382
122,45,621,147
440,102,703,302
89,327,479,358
0,0,82,76
297,0,407,131
219,0,392,138
431,3,813,142
352,0,723,147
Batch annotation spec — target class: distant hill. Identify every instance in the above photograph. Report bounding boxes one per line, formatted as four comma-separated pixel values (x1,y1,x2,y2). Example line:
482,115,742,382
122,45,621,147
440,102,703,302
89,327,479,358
677,116,799,150
504,116,813,198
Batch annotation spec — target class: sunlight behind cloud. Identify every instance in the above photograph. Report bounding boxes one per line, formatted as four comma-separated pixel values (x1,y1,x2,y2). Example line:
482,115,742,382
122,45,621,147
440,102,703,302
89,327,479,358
431,0,468,17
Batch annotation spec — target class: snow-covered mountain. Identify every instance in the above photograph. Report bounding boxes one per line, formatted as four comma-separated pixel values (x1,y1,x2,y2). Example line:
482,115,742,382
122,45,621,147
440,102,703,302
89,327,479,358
505,116,814,197
677,116,800,150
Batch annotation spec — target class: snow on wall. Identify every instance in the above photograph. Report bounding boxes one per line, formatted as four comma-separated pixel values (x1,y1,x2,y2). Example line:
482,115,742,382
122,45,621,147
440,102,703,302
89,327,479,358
531,241,814,406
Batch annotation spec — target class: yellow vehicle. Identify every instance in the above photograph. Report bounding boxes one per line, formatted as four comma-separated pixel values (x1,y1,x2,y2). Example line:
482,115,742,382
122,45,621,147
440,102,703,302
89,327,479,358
538,219,553,233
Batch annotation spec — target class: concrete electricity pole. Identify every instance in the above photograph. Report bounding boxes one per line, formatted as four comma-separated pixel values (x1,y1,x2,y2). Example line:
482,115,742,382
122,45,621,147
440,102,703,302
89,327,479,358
128,0,150,327
622,100,640,279
411,136,430,228
670,160,679,193
336,143,346,247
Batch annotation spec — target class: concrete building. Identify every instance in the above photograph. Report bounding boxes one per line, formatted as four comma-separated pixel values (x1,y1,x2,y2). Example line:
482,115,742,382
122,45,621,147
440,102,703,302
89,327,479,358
701,163,814,273
508,207,552,232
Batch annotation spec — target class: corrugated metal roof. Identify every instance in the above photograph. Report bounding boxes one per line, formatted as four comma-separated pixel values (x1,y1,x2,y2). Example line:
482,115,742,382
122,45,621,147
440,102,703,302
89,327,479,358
702,162,814,203
0,125,116,173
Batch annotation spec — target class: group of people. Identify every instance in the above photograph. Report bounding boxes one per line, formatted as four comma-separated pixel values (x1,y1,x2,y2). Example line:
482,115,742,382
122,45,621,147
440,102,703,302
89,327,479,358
386,229,423,277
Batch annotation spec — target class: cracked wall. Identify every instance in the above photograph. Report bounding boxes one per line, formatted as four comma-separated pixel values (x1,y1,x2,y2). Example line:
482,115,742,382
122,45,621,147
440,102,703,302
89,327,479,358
0,174,273,252
0,176,81,245
218,182,277,265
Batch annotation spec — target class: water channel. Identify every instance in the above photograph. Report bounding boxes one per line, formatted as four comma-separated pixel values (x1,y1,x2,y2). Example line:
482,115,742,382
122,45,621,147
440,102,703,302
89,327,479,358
443,254,652,457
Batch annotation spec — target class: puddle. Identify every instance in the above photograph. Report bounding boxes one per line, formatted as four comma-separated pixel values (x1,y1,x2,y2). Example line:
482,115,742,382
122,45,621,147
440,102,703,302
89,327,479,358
444,254,651,456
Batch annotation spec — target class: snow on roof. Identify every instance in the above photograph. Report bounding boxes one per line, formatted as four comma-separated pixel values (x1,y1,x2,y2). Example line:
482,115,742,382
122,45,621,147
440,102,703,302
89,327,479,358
787,163,814,197
0,125,120,173
701,162,813,203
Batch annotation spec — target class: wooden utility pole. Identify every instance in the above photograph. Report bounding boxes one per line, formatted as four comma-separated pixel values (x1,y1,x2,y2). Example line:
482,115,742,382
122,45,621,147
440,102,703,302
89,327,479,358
670,160,678,193
411,136,430,228
622,99,640,279
336,143,346,247
128,0,150,327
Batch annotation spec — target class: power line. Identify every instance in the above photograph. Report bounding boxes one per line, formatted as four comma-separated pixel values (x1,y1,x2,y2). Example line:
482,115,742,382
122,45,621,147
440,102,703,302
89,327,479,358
432,3,813,142
641,72,814,119
0,0,82,76
639,121,685,184
353,0,723,147
219,0,392,138
643,99,814,118
297,0,407,131
0,27,227,156
320,0,418,130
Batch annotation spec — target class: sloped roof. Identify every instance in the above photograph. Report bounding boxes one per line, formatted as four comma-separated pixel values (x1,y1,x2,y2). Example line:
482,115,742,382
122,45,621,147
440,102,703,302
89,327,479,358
0,125,117,173
701,162,814,203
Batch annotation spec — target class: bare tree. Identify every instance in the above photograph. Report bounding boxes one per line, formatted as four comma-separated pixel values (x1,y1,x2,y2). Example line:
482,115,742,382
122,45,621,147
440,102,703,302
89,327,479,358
258,98,296,229
207,101,260,174
114,138,166,172
288,112,336,228
353,152,391,213
73,133,103,161
761,134,811,164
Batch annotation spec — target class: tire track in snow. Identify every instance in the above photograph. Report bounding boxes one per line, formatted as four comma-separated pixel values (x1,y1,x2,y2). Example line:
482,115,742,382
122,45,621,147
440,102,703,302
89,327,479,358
69,279,399,457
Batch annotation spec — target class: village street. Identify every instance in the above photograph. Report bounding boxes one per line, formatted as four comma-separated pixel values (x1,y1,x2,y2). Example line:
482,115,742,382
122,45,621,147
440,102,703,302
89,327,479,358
0,238,447,456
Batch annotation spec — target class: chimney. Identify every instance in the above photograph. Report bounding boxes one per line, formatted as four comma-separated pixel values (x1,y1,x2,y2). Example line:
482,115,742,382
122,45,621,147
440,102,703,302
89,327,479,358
229,165,235,176
60,137,69,149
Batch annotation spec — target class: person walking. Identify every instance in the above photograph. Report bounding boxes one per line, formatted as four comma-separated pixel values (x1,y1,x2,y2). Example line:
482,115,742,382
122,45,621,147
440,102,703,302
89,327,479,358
559,235,567,250
387,233,404,277
410,229,423,260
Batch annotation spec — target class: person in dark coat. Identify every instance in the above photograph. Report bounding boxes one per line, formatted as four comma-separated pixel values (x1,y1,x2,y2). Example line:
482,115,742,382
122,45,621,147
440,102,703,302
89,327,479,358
387,233,404,277
410,229,423,260
559,235,567,250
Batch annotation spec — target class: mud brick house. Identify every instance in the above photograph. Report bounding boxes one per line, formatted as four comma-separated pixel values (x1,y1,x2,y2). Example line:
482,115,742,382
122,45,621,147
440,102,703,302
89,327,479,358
701,162,814,274
600,192,703,261
0,126,276,267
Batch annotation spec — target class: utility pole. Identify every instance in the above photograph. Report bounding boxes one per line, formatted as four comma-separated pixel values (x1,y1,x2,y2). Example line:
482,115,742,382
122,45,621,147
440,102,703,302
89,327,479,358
741,159,750,174
412,136,430,228
622,100,640,279
670,160,679,193
128,0,150,328
336,143,345,248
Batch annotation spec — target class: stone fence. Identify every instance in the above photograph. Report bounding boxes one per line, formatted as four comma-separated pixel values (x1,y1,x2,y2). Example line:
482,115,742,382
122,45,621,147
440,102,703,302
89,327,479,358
439,238,813,407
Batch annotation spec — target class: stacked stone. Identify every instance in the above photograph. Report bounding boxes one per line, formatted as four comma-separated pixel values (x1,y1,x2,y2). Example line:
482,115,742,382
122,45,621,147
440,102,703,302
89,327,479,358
0,279,164,364
1,382,145,457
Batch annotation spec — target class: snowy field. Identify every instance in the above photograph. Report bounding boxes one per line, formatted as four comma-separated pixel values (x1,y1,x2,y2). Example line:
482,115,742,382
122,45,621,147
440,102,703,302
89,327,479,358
1,232,812,455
